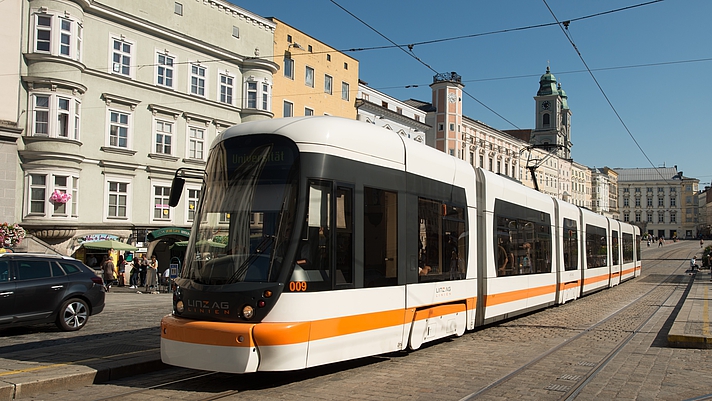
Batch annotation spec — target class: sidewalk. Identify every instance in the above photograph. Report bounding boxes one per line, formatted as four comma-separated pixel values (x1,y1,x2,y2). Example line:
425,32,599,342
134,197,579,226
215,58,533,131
0,287,172,400
668,264,712,349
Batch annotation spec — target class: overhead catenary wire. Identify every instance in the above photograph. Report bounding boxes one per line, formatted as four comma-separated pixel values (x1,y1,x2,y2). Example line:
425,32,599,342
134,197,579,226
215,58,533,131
541,0,670,182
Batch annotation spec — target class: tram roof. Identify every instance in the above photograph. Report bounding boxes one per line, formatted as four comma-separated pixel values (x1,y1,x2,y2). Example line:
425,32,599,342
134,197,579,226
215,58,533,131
219,116,476,195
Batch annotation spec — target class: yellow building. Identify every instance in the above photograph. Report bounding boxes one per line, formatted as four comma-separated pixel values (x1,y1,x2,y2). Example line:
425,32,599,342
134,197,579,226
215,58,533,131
269,18,358,119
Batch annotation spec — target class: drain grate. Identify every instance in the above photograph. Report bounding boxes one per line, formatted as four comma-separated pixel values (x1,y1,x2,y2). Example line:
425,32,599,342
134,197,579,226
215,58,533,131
577,361,596,367
546,384,571,392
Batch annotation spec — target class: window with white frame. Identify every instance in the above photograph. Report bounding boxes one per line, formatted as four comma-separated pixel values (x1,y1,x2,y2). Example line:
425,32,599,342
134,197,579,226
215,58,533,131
25,171,78,218
247,82,257,108
35,15,51,52
324,74,333,95
59,18,72,56
304,107,314,116
33,95,49,135
107,180,128,218
283,100,293,117
219,72,234,105
187,188,200,222
33,13,82,60
108,110,130,148
305,66,314,87
154,120,173,155
111,36,133,77
187,126,205,160
243,79,271,111
153,185,172,221
30,93,81,139
190,63,206,96
261,82,270,111
156,53,174,88
341,81,349,101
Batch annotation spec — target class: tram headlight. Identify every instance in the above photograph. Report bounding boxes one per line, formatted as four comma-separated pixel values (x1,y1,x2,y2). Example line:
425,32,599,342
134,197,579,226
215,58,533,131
176,300,185,314
242,305,255,319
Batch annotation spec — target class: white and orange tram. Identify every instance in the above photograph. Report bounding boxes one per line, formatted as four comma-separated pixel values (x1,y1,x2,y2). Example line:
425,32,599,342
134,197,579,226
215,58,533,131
160,116,642,373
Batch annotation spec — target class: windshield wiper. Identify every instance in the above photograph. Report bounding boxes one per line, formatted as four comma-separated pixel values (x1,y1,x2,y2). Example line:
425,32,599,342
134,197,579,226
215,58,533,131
224,235,275,284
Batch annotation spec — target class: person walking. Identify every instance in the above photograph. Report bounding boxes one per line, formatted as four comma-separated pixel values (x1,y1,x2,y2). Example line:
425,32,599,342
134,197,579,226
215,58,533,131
145,255,159,294
138,255,148,287
658,237,664,247
101,255,115,292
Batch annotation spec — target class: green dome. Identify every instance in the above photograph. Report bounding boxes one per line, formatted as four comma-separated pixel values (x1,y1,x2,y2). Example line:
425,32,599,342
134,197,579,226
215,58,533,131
537,66,558,96
558,83,569,110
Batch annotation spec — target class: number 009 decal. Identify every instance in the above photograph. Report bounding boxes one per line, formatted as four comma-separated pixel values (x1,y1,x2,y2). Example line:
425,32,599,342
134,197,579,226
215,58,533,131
289,281,307,291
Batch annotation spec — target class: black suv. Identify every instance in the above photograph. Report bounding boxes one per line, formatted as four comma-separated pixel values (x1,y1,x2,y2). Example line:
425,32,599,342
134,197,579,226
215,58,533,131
0,253,105,331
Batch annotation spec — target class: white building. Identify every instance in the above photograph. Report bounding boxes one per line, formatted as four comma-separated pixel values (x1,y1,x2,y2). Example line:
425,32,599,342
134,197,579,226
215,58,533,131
11,0,278,259
356,80,429,143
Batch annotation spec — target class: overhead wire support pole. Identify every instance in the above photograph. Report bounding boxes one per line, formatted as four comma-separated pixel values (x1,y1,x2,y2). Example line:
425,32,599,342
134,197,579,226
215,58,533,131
520,144,566,193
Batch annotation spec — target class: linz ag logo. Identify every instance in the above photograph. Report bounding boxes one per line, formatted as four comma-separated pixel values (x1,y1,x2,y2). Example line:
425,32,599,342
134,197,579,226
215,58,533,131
186,299,231,316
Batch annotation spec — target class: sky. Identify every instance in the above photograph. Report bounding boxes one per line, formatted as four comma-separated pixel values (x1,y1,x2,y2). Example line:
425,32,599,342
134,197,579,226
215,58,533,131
231,0,712,185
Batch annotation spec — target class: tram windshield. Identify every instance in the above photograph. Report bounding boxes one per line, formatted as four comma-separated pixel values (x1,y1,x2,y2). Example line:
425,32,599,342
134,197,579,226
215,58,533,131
179,135,300,285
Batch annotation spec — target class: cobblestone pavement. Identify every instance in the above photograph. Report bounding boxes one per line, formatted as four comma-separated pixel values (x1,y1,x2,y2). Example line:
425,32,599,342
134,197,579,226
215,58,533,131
13,240,712,400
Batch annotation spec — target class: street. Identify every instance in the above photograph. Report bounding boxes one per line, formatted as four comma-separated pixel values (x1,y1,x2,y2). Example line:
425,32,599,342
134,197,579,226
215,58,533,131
5,240,712,400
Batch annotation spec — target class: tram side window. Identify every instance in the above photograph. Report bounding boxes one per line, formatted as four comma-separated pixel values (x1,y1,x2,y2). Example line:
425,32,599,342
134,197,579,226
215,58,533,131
622,233,634,263
585,224,608,268
293,180,332,290
364,187,398,288
635,235,641,261
494,199,552,277
612,230,620,265
417,198,466,283
563,218,578,271
335,186,353,286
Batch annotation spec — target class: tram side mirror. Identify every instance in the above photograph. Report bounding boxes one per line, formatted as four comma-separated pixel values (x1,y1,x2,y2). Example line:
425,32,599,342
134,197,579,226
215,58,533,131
168,176,185,207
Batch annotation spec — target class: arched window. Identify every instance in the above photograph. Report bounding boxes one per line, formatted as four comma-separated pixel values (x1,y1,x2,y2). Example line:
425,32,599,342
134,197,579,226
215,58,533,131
542,113,550,127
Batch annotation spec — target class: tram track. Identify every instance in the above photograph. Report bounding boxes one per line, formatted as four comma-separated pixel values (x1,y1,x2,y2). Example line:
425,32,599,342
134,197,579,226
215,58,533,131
461,245,699,400
59,245,706,401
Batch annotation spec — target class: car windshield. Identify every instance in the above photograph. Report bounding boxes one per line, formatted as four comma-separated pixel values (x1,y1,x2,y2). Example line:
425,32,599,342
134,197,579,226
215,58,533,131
180,135,300,285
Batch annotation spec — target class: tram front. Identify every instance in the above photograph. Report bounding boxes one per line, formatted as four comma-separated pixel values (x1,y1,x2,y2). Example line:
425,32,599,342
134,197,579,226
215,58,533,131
160,133,302,373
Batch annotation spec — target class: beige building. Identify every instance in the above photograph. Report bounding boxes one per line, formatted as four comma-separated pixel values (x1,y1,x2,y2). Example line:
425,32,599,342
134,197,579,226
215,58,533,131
13,0,277,259
269,18,358,119
617,167,698,239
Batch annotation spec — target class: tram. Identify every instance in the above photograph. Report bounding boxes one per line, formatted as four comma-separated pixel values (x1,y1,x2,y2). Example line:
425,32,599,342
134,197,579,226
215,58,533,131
160,116,641,373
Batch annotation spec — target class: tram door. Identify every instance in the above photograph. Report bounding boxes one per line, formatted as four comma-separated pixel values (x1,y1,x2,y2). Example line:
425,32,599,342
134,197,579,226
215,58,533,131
364,187,398,287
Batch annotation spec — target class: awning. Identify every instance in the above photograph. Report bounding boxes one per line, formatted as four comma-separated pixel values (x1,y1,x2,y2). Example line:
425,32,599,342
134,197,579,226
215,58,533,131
146,227,190,242
82,239,138,251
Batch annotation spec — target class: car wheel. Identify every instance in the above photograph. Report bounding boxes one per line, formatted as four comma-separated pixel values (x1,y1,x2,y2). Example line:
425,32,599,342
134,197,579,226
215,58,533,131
56,298,89,331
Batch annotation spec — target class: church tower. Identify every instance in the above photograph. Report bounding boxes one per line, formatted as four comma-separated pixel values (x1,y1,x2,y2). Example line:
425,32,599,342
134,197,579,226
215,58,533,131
429,72,464,159
531,67,572,159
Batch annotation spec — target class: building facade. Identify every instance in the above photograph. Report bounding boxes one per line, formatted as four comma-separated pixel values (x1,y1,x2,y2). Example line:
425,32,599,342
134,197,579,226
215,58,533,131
270,18,358,119
591,167,619,219
356,81,430,143
15,0,277,257
617,167,698,239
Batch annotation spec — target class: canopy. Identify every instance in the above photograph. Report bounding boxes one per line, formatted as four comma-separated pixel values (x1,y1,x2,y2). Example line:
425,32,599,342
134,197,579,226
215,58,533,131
172,240,226,249
82,239,138,251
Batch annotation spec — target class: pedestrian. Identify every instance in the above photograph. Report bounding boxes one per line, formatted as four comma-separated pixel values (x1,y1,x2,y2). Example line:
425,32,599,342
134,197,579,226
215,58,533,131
101,255,115,292
658,237,664,247
701,239,704,248
117,255,126,286
138,255,147,287
129,261,139,288
145,255,159,294
690,256,698,274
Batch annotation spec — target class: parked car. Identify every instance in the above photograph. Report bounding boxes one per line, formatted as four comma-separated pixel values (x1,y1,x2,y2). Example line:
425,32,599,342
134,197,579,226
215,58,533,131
0,253,105,331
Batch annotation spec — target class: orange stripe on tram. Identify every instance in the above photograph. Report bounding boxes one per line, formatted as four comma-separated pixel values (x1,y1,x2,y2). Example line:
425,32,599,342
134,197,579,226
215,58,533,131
486,284,557,306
